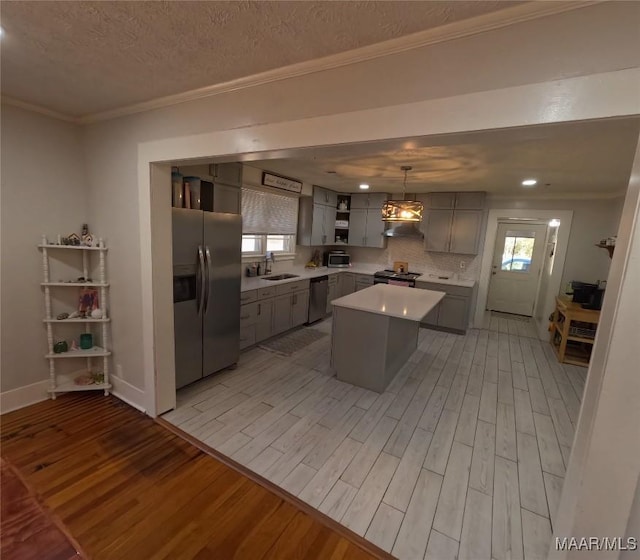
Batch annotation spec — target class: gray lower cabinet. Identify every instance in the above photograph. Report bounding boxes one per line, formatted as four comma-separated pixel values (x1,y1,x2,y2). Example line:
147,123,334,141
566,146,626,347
255,299,273,342
327,276,338,313
437,295,469,331
273,294,293,336
416,282,473,333
338,272,356,297
272,289,310,337
291,290,310,327
355,274,374,291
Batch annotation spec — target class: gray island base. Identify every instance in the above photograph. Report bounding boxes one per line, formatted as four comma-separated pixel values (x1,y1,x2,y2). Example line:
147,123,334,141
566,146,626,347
330,284,445,393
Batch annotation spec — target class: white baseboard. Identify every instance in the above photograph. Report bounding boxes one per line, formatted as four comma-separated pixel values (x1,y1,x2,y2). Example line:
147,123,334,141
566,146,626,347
0,380,49,414
110,374,146,414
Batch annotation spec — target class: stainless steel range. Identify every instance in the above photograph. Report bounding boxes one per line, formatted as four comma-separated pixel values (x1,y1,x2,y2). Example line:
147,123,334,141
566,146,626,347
373,269,422,288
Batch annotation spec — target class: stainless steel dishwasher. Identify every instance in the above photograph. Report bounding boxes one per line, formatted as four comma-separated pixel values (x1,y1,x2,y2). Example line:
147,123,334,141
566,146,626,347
307,275,329,324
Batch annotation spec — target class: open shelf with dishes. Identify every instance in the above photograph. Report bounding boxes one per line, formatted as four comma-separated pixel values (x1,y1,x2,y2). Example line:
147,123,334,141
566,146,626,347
39,234,112,398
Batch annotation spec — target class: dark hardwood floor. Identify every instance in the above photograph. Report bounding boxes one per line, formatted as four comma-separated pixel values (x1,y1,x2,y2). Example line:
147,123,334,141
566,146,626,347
0,394,391,560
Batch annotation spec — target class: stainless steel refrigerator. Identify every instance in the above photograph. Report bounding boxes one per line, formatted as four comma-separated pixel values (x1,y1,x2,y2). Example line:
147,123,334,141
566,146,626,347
172,208,242,389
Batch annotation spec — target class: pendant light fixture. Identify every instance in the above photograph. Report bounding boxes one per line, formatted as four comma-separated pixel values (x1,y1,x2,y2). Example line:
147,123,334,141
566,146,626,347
381,166,424,222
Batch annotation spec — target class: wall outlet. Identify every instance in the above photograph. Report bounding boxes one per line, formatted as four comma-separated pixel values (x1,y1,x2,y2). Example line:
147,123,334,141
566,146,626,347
459,261,466,270
116,364,123,378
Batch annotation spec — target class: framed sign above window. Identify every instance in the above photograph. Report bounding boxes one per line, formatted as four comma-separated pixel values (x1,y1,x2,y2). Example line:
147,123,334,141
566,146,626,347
262,172,303,194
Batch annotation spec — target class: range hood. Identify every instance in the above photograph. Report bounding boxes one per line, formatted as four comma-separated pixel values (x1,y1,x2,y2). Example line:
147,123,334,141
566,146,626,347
383,222,424,238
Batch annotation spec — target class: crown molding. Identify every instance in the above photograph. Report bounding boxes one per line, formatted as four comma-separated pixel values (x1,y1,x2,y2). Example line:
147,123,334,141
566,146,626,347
79,0,600,124
1,95,80,124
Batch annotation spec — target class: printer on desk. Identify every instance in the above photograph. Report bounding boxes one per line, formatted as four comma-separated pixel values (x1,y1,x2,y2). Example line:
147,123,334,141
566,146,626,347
569,281,605,310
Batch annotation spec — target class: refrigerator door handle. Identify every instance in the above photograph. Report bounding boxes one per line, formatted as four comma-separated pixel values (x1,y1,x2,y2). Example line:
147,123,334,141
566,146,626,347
197,245,205,315
204,245,213,314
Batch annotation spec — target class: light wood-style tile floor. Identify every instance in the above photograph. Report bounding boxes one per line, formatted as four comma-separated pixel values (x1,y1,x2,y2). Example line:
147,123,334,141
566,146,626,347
164,314,586,560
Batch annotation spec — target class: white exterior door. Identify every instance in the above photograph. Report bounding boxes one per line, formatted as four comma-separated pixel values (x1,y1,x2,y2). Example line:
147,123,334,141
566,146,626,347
487,222,547,316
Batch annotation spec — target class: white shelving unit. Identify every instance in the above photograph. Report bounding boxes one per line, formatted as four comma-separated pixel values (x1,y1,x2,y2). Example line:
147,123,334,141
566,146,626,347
39,238,112,398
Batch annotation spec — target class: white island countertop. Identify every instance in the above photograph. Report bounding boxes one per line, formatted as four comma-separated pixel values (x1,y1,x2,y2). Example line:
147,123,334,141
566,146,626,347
332,283,445,321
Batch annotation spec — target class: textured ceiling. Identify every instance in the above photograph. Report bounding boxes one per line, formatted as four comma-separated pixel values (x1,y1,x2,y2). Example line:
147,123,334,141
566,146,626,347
243,118,640,197
0,1,520,117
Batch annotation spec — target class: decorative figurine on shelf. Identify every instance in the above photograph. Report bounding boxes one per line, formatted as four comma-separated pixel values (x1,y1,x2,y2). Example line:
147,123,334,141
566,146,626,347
56,312,69,320
71,339,79,351
78,288,99,315
53,341,68,353
91,308,103,319
81,224,94,247
63,233,81,246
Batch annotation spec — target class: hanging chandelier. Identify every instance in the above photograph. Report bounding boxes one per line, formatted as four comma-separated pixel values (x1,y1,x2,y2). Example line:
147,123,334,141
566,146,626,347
381,166,424,222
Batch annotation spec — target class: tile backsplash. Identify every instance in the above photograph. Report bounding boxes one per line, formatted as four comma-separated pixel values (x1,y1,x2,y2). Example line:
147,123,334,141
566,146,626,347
346,238,481,279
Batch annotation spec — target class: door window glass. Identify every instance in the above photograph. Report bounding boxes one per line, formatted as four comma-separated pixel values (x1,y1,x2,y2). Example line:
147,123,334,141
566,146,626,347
501,231,535,271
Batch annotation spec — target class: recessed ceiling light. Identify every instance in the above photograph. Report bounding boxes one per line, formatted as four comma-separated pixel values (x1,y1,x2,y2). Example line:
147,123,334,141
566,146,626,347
549,219,561,227
522,178,538,187
359,184,370,190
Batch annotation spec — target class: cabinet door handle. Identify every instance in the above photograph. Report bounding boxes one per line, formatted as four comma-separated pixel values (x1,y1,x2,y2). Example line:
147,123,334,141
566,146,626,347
240,314,250,320
257,303,261,316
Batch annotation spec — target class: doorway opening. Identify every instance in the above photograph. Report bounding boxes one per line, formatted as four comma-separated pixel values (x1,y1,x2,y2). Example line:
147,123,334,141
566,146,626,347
487,221,548,317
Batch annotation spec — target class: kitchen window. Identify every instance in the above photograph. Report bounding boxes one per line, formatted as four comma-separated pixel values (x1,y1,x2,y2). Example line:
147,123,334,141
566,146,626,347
241,186,298,258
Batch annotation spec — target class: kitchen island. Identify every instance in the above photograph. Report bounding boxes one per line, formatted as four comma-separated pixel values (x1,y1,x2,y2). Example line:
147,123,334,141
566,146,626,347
331,284,445,392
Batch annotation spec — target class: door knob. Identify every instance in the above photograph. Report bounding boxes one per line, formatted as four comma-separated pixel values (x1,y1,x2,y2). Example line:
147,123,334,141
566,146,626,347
492,272,497,275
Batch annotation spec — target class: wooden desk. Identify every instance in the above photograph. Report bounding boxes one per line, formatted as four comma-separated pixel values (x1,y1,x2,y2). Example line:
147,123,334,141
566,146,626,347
550,296,600,366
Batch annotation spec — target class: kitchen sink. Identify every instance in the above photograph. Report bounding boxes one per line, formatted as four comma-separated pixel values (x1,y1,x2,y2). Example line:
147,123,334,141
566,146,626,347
263,274,300,281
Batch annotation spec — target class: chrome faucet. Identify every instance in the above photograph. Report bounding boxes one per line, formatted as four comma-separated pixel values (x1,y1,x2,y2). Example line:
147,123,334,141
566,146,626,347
264,252,275,275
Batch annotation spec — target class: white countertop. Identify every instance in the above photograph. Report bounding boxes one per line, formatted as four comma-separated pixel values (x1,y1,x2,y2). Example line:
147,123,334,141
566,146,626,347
415,276,476,288
240,264,378,291
331,283,446,321
241,264,475,292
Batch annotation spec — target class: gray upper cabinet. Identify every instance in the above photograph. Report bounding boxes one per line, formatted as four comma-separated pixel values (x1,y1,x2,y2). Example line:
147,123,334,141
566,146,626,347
298,193,338,246
427,193,456,209
211,162,243,188
349,208,367,246
455,192,485,209
424,210,454,253
213,183,241,214
350,193,369,209
347,193,387,248
422,191,485,255
350,193,387,209
364,209,386,248
449,210,483,254
313,186,338,208
323,206,337,244
310,204,325,246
